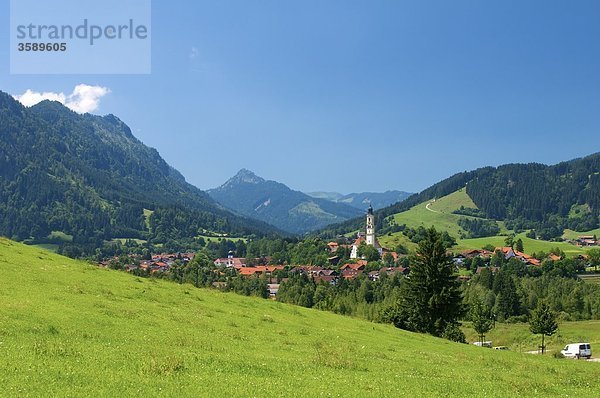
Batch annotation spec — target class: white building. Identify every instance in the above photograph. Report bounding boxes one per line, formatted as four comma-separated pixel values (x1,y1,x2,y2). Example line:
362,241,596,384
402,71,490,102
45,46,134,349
350,205,383,259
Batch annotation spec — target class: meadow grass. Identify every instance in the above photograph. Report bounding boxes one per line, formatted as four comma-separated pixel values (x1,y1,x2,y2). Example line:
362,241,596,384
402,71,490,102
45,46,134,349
463,320,600,354
579,274,600,285
455,233,588,256
1,237,598,397
389,190,474,238
562,228,600,240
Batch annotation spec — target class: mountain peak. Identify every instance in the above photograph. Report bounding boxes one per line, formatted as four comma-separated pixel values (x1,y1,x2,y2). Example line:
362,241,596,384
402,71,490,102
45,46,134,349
228,169,265,185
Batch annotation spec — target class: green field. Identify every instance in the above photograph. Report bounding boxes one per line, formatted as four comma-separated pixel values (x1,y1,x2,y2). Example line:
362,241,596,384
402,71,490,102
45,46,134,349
562,228,600,240
388,189,479,238
197,235,248,244
463,320,600,354
143,208,154,231
1,238,599,396
455,233,588,256
30,243,60,252
579,274,600,285
381,189,590,256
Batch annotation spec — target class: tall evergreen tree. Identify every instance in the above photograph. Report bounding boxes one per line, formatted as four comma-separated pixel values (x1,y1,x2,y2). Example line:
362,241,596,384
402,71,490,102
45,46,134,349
390,227,465,339
492,269,521,320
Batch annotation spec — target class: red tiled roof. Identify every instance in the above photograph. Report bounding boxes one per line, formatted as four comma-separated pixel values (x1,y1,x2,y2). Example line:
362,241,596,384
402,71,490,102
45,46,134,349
353,236,366,246
341,263,366,271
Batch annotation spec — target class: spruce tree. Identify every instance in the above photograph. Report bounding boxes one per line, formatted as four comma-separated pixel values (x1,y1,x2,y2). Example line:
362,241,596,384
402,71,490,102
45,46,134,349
396,227,465,338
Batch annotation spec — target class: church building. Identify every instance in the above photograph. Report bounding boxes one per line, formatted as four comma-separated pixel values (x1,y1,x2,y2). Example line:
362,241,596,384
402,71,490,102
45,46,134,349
350,205,383,259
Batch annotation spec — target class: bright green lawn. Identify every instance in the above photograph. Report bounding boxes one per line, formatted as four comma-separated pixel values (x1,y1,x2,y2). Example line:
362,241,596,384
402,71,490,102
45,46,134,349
1,238,598,397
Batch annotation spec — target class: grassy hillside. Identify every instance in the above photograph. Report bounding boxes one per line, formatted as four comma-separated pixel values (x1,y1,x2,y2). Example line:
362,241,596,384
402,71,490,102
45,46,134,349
380,189,590,256
562,228,600,240
388,189,478,238
1,238,599,397
455,233,588,256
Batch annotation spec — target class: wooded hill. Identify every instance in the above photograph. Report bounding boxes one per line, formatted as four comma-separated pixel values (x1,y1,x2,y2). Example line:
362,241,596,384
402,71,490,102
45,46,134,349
0,91,281,251
319,153,600,241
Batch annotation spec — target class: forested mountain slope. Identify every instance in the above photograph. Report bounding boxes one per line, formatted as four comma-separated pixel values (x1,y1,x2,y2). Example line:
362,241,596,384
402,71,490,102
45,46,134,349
0,91,280,249
319,153,599,239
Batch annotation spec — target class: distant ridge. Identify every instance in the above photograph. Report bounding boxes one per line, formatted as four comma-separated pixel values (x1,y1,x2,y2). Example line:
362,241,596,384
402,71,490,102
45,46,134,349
208,170,362,234
307,190,413,211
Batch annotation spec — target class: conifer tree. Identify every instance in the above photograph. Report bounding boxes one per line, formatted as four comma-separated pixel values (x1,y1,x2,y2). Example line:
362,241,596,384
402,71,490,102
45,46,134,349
392,227,465,339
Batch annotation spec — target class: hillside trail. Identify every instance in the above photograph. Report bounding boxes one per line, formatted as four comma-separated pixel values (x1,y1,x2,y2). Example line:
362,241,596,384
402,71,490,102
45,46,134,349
425,202,439,213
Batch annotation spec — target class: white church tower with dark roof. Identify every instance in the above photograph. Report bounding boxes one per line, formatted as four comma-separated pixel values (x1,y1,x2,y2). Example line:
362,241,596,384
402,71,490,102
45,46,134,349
350,204,382,259
365,204,375,246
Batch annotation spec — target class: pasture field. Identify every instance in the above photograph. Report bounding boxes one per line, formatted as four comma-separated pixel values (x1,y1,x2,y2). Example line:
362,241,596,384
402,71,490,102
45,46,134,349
455,233,588,256
0,237,598,397
463,320,600,354
562,228,600,240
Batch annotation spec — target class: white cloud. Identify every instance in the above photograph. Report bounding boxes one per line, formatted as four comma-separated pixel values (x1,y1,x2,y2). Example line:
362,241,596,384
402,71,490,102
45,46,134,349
14,89,66,106
14,84,110,113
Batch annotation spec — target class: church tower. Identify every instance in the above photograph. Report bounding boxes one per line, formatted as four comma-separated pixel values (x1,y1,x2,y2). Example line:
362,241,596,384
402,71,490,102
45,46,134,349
365,204,375,246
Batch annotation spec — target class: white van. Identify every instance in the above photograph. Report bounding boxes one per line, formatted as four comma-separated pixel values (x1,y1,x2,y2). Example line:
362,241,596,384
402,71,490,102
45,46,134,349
560,343,592,359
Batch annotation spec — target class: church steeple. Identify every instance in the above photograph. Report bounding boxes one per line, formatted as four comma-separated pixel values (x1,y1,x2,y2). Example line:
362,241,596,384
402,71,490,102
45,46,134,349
366,204,375,246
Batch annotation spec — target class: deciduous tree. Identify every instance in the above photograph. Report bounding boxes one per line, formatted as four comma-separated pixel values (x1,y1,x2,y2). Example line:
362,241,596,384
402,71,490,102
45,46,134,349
529,301,558,354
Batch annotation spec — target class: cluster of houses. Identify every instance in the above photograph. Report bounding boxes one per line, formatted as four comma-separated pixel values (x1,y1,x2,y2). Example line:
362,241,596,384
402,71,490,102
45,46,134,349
212,252,406,283
570,235,599,247
212,255,410,297
454,246,561,272
100,252,195,273
98,242,569,299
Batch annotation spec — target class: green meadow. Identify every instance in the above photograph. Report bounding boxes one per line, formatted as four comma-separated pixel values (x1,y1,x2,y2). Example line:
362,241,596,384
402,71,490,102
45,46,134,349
380,189,589,256
463,320,600,353
1,237,598,397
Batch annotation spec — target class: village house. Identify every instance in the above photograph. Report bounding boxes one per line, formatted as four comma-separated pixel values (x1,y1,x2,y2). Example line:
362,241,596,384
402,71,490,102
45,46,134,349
236,265,284,278
495,247,542,267
575,235,599,246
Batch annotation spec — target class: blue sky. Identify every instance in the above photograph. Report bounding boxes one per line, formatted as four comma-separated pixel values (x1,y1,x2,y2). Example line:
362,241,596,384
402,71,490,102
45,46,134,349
1,0,599,193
